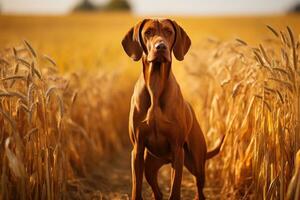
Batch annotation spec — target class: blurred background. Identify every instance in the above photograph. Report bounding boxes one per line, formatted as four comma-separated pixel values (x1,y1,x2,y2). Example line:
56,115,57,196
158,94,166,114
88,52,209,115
0,0,299,71
1,1,300,199
1,0,300,15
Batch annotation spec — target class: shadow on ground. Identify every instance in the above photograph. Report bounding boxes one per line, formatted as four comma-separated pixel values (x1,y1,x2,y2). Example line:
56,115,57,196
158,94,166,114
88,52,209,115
67,147,222,200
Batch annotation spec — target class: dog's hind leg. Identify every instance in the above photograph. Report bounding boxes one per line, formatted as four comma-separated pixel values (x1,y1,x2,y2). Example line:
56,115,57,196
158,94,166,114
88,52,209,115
144,150,165,200
184,146,206,200
194,164,206,200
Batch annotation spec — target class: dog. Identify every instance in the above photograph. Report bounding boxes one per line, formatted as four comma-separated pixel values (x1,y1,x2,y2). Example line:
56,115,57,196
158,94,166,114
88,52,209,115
122,18,224,200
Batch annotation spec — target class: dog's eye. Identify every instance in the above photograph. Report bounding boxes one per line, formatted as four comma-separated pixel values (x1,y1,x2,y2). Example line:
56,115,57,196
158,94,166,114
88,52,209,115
145,29,153,36
163,28,172,36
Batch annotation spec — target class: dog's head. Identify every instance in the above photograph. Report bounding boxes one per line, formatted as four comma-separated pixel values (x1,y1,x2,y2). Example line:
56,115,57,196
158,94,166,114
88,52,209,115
122,19,191,63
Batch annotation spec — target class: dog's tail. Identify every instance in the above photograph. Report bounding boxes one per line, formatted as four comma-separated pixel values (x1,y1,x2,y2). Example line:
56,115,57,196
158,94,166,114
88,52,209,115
206,135,225,160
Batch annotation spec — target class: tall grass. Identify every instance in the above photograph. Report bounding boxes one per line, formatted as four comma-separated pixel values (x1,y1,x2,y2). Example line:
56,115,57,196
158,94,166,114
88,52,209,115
184,27,299,199
0,26,299,199
0,42,131,199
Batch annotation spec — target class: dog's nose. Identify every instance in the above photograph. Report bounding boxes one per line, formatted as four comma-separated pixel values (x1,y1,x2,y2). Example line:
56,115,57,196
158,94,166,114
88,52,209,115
155,42,166,51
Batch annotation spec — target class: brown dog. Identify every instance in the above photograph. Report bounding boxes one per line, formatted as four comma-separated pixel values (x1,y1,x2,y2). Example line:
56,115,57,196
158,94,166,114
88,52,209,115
122,19,224,200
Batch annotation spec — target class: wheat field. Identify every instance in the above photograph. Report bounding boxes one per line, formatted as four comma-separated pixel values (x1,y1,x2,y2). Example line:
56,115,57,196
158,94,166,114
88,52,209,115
0,12,300,199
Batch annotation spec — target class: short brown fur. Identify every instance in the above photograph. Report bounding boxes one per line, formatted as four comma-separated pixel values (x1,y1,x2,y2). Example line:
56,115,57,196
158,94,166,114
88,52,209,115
122,19,224,200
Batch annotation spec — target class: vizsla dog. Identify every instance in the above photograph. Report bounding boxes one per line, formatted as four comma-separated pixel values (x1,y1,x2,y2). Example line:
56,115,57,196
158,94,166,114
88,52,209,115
122,19,224,200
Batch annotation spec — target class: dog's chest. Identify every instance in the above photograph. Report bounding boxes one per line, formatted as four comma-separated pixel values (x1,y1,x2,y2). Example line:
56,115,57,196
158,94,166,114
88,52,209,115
134,101,182,155
145,127,172,160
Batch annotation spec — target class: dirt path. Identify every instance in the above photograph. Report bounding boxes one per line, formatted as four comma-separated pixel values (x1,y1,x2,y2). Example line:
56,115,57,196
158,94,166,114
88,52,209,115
69,149,222,200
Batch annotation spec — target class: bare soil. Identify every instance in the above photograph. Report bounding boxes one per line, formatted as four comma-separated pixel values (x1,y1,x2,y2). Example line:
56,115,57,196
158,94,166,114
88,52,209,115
67,148,222,200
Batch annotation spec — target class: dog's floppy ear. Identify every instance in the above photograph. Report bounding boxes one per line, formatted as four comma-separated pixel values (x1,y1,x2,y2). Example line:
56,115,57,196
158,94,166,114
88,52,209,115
171,20,191,61
122,19,147,61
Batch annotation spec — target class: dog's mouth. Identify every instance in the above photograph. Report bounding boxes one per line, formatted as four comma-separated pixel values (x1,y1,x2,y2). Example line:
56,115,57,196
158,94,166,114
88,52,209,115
147,51,171,63
149,56,166,63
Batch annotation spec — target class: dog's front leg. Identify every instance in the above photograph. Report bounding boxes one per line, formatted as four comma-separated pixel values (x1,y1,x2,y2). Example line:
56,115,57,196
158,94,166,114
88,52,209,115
169,146,184,200
131,140,145,200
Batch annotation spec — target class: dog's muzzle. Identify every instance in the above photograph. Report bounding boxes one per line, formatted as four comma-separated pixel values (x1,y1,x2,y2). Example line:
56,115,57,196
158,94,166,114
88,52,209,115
148,42,171,63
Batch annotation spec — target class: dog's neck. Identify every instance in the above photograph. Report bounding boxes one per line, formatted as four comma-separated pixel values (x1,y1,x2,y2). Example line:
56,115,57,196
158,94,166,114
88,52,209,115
142,57,171,104
142,57,171,125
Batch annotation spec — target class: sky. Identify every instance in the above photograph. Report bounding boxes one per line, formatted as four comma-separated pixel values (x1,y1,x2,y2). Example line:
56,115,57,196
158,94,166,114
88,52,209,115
131,0,299,15
0,0,299,15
